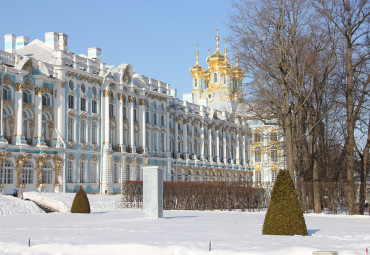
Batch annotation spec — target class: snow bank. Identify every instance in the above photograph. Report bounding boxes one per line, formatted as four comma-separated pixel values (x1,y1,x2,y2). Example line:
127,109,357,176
23,192,122,212
0,194,44,215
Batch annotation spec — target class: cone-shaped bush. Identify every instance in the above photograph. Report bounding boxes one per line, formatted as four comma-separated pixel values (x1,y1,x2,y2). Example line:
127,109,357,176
262,170,307,236
71,186,91,213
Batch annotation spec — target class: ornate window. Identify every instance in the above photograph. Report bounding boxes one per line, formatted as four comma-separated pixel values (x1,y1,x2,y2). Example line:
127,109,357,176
90,161,98,183
271,146,278,162
253,132,262,143
109,103,114,117
270,132,278,142
92,99,97,114
22,111,32,141
254,147,261,163
42,162,53,184
80,83,86,94
194,79,197,86
123,106,127,119
67,160,74,183
42,114,48,143
22,91,31,103
79,160,86,183
134,126,139,147
80,118,87,143
22,161,34,184
91,121,98,145
42,94,51,106
113,163,119,183
255,171,262,183
126,164,131,180
123,124,128,146
161,133,165,152
109,122,115,145
67,117,75,142
213,73,217,83
68,94,74,109
1,160,13,184
3,86,11,100
80,97,87,112
271,170,278,183
154,132,158,151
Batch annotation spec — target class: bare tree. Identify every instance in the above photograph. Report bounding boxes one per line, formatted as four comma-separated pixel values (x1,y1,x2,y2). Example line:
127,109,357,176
314,0,370,214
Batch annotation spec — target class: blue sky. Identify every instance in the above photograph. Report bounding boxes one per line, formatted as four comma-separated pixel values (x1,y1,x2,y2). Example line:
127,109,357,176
1,0,235,98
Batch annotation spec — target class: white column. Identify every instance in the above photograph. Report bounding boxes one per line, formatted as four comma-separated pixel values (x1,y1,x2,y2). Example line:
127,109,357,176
54,75,66,148
200,123,205,160
223,129,227,163
101,89,112,194
128,95,135,153
14,83,24,145
191,123,195,159
34,87,44,146
183,119,188,158
242,131,246,165
166,106,170,156
216,126,220,162
208,124,213,161
236,130,240,164
117,94,124,151
228,132,232,163
102,90,110,146
139,99,146,153
175,116,179,155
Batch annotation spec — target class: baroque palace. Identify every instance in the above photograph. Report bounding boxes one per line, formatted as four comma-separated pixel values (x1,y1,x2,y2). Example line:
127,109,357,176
0,31,283,194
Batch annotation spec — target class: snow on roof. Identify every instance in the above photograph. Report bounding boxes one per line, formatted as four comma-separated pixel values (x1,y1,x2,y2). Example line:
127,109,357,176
16,39,53,64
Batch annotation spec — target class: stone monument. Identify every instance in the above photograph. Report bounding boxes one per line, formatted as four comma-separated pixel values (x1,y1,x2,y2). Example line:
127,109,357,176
143,166,163,218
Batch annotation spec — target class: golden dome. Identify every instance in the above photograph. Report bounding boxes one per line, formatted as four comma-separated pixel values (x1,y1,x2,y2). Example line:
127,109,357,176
206,28,226,66
232,53,244,77
190,46,205,75
220,42,233,72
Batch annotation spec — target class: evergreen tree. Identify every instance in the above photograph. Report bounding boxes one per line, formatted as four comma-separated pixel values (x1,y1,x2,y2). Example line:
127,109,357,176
71,186,91,213
262,170,307,235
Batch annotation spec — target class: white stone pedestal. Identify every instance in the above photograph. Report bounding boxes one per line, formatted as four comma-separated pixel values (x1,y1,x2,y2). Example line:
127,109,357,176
143,166,163,218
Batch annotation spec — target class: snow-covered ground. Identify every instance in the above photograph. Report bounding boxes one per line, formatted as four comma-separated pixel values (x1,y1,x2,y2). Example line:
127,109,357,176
0,193,369,255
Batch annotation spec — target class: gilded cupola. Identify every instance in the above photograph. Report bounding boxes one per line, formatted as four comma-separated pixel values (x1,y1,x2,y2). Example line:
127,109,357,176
232,53,244,78
190,44,205,75
206,28,226,67
220,41,233,73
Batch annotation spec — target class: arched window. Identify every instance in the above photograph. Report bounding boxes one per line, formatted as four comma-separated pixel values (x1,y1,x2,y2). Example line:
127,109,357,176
271,170,278,183
90,161,98,183
109,122,115,145
187,170,192,181
154,132,158,151
1,160,14,184
270,132,278,142
134,126,139,147
68,94,74,109
3,86,11,100
2,108,11,139
67,117,75,142
113,162,119,183
255,147,261,163
204,171,209,181
271,146,278,162
67,160,74,183
22,161,34,184
80,118,87,143
160,133,165,152
42,114,48,142
194,79,197,86
253,132,262,143
213,73,217,83
79,160,86,183
22,111,32,141
196,171,201,181
42,94,51,106
42,162,53,184
80,97,87,112
126,164,131,180
91,121,98,145
255,171,262,183
92,99,97,114
22,91,31,103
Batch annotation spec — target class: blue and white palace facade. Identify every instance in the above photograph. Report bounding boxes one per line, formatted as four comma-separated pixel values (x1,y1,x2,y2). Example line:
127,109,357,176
0,31,284,194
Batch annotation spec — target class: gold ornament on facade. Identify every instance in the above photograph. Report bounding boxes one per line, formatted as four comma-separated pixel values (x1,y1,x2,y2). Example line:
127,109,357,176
23,59,35,74
3,75,14,86
36,154,48,187
139,99,147,105
15,153,29,188
15,83,23,91
35,87,43,95
103,90,110,98
128,96,136,103
117,93,123,101
123,66,131,83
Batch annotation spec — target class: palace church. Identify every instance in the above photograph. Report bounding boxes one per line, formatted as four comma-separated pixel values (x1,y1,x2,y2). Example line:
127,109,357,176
0,30,283,194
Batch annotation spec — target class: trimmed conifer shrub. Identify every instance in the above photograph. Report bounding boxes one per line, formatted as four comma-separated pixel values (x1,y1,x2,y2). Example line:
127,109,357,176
71,186,91,213
262,170,307,236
